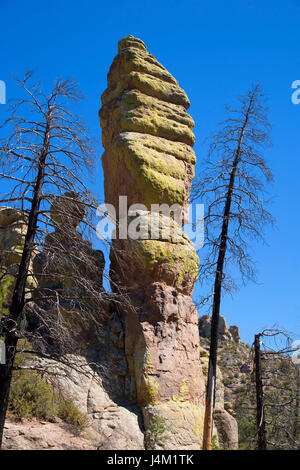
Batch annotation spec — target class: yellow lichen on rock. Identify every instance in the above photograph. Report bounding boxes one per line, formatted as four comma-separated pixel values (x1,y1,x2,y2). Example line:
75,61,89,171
0,207,37,314
100,35,196,224
102,132,195,223
100,90,195,148
143,402,207,449
111,211,199,295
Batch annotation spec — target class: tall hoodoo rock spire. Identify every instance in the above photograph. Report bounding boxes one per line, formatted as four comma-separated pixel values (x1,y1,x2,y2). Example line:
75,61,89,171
99,35,196,225
99,36,206,449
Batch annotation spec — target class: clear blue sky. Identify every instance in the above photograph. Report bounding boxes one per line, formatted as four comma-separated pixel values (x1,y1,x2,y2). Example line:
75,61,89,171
0,0,299,344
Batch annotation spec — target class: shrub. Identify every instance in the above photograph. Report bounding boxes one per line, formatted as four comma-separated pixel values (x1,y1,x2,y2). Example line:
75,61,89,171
211,435,221,450
57,398,88,431
8,370,58,421
145,415,169,450
8,358,88,432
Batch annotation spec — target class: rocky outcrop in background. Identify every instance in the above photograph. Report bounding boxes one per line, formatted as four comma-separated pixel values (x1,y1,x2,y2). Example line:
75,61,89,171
200,346,239,449
199,314,241,343
199,316,252,449
34,192,105,294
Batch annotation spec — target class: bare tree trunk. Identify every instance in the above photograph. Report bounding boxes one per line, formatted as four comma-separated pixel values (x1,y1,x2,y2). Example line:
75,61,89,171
0,112,52,447
202,100,253,450
294,366,300,443
254,334,267,450
202,158,237,449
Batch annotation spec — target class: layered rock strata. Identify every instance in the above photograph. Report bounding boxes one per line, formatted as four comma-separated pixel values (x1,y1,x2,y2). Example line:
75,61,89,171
99,36,196,225
100,35,206,448
0,207,36,315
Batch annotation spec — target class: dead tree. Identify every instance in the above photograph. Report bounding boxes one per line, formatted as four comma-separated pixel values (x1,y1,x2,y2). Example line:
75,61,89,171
192,84,274,450
0,73,113,446
294,367,300,443
254,333,267,450
253,329,300,450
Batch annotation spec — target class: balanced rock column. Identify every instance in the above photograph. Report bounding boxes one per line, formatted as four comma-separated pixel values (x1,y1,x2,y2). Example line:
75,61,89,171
0,207,36,314
99,36,206,449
